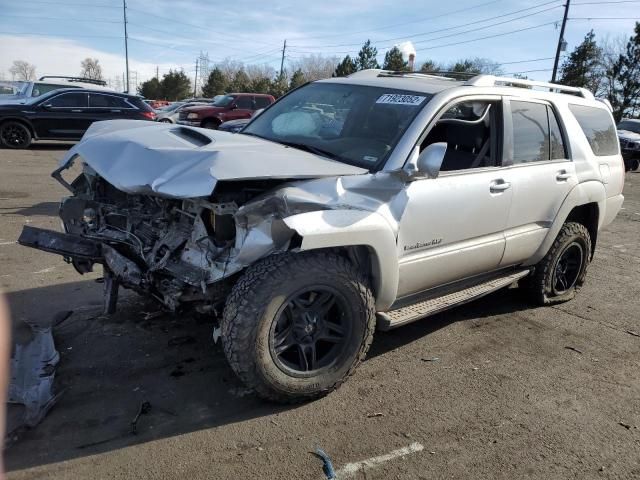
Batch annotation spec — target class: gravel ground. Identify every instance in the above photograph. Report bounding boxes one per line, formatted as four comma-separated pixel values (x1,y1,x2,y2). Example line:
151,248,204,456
1,143,639,480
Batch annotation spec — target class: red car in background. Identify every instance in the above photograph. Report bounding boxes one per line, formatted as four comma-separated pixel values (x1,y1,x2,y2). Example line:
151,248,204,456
177,93,274,129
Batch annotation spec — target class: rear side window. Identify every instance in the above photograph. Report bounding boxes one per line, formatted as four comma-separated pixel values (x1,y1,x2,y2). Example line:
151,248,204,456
569,104,618,156
89,94,132,108
235,96,254,109
511,100,567,164
48,92,88,108
255,97,271,109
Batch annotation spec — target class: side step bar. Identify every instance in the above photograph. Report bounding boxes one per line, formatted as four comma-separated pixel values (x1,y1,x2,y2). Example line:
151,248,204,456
377,269,530,331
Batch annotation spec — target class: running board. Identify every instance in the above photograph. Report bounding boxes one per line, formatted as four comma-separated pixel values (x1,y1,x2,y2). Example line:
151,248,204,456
377,269,530,331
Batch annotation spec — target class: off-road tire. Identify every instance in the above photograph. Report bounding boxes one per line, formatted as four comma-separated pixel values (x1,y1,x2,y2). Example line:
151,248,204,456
632,158,640,172
525,222,591,305
0,121,32,149
221,252,376,403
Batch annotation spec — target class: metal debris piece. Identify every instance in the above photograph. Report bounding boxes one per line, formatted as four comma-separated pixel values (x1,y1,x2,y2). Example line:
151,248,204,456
421,357,440,362
367,412,385,418
619,421,632,430
8,323,60,429
313,448,336,479
131,401,152,435
565,346,583,354
625,330,640,338
212,327,221,344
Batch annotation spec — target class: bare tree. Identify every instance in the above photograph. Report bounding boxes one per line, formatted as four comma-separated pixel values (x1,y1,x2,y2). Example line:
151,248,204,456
246,64,276,83
217,58,244,84
598,34,627,99
9,60,36,81
289,55,339,82
80,58,103,80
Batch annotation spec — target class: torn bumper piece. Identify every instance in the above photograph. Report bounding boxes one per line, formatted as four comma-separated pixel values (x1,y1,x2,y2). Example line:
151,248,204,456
18,226,102,260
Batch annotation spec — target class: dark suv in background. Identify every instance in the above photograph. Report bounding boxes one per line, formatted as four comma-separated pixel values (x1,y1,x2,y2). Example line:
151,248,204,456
177,93,274,129
0,88,156,149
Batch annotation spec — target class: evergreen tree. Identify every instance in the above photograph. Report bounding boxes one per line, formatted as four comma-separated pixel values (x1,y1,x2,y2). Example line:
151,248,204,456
334,55,357,77
607,22,640,121
138,77,163,99
270,73,289,98
449,60,481,80
250,76,272,94
356,40,379,70
227,68,250,92
382,47,408,71
419,60,441,73
289,69,306,90
160,70,191,100
201,67,227,97
559,30,603,93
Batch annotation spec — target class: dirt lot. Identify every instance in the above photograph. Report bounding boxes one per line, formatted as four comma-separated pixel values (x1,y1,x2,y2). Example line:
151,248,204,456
1,143,639,479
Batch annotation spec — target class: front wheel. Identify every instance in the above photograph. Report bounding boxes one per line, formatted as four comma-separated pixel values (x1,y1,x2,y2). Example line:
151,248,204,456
0,121,32,149
631,158,640,171
525,222,591,305
221,252,376,403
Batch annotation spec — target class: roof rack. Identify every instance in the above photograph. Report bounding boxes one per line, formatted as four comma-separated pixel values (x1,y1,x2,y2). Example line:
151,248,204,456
464,75,594,100
38,76,108,87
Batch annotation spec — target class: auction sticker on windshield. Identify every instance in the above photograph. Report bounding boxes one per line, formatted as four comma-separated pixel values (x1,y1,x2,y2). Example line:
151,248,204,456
376,94,426,105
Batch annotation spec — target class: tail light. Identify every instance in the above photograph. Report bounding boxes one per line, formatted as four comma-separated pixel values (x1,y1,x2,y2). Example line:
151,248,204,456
141,111,156,120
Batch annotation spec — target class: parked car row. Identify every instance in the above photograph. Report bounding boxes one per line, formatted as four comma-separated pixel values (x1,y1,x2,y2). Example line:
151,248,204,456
177,93,274,129
617,118,640,171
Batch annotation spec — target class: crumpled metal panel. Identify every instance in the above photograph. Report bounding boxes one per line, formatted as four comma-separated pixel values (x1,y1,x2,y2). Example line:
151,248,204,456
59,120,367,199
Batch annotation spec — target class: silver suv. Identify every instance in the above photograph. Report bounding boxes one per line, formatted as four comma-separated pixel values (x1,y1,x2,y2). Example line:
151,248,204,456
19,70,625,403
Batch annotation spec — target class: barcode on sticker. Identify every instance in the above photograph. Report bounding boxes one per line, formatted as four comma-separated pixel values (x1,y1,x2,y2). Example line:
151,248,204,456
376,94,426,106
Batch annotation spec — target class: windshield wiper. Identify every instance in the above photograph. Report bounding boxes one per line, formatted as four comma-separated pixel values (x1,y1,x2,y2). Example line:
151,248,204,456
278,141,343,161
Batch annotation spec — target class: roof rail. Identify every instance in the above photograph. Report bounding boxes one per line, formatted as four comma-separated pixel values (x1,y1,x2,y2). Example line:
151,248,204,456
464,75,594,100
347,69,459,81
38,75,108,87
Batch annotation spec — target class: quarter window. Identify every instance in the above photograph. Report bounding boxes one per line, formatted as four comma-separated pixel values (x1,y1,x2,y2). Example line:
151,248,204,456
511,100,567,164
235,96,254,109
569,104,619,156
255,97,271,109
48,92,88,108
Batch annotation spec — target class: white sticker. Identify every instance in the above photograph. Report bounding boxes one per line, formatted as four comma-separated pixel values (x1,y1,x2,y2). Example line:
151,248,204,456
376,94,426,106
363,155,378,162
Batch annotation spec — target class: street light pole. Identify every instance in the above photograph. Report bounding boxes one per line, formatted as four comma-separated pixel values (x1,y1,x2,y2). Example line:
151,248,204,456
123,0,130,93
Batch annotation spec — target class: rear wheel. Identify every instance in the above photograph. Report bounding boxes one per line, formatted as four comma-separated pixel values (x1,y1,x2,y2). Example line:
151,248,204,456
632,158,640,171
525,222,591,305
222,252,376,403
0,121,32,149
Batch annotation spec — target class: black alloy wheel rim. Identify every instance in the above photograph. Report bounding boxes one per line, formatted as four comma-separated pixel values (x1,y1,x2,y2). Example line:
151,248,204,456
1,124,28,147
269,286,353,377
552,242,584,295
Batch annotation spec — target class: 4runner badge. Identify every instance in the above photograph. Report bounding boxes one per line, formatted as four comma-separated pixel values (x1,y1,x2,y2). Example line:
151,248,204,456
404,238,442,251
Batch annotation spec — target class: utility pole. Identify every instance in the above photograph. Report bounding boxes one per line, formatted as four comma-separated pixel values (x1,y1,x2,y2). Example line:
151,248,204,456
279,39,287,78
123,0,130,92
156,65,159,79
193,58,199,97
551,0,570,83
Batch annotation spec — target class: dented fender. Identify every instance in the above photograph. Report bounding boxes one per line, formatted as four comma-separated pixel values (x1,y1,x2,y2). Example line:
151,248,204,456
283,209,398,311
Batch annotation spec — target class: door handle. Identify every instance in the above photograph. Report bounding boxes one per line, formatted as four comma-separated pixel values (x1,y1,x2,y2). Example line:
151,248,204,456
556,170,572,181
71,109,82,113
490,179,511,193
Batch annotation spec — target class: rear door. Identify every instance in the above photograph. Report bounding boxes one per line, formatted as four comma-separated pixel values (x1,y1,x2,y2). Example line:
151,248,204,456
88,93,139,121
499,98,577,266
31,91,90,139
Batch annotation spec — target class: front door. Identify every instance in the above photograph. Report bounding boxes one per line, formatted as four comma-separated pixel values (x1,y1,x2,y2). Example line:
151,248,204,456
396,97,512,298
32,92,90,139
499,99,578,266
228,96,254,120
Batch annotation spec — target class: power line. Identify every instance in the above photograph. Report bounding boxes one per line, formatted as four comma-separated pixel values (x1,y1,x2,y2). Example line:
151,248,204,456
289,0,562,49
0,13,120,23
14,0,119,7
570,16,640,19
289,0,505,41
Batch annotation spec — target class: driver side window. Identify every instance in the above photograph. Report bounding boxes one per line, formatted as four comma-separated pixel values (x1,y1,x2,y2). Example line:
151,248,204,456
420,100,500,172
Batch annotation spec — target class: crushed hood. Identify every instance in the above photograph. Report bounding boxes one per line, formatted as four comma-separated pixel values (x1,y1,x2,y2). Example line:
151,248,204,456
60,120,367,198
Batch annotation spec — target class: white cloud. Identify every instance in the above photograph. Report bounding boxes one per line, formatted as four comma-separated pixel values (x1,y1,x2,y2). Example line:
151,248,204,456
0,35,190,89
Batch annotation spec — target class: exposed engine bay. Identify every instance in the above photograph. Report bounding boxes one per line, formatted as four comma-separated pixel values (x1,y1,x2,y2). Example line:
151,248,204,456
55,170,297,313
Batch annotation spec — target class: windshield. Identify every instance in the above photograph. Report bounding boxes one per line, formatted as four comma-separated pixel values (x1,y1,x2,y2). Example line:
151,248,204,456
212,95,236,107
618,121,640,134
242,82,432,169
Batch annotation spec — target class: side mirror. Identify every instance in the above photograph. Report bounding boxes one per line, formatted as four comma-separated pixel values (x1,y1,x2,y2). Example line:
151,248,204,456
405,142,447,179
230,104,238,110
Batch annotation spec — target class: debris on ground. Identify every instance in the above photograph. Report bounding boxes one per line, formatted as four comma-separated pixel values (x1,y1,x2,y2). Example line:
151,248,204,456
367,412,384,418
618,421,632,430
565,346,583,354
625,330,640,337
313,448,336,479
130,401,152,434
7,320,61,435
421,357,440,362
212,327,221,344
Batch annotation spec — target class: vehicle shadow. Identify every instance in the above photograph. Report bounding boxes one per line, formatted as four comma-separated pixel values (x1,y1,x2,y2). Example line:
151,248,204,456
0,201,59,216
29,142,74,151
3,280,530,472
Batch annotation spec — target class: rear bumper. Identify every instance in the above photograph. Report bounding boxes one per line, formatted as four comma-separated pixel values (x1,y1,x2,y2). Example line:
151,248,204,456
603,194,624,228
18,226,102,259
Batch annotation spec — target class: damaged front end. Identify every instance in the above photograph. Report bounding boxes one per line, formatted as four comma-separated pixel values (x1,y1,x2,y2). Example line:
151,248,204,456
20,159,298,315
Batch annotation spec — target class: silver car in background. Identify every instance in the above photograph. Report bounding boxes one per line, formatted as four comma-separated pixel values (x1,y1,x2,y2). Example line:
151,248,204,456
155,101,208,123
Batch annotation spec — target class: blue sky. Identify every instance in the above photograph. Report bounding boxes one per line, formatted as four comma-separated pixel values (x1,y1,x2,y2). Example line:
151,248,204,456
1,0,639,89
